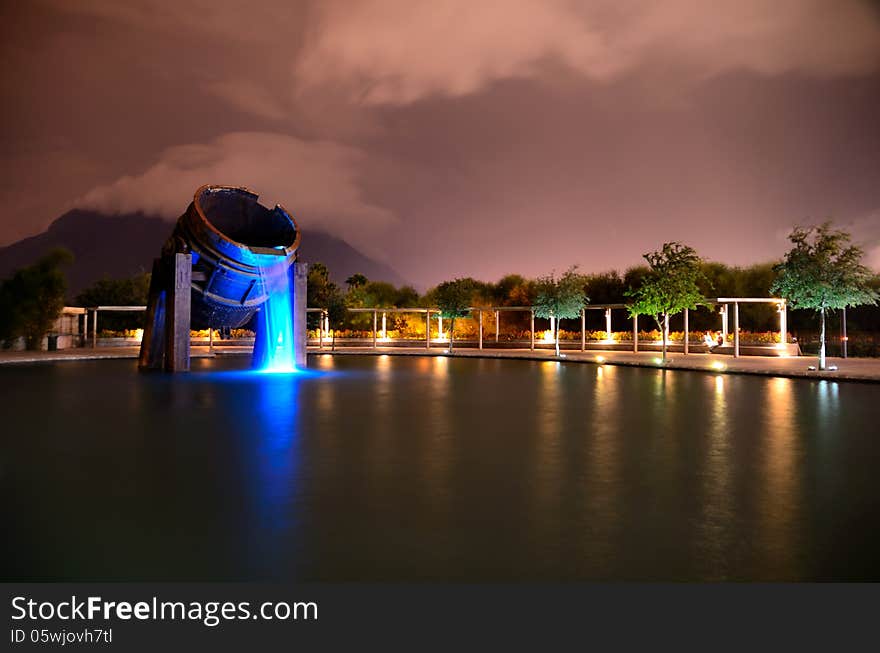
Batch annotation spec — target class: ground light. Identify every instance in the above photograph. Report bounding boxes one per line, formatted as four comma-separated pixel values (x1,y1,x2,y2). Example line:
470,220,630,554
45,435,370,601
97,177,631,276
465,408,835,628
595,355,606,363
711,361,726,371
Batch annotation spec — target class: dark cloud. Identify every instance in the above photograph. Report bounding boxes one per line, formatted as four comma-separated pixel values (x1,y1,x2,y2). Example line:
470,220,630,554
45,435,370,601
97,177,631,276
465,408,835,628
2,0,879,287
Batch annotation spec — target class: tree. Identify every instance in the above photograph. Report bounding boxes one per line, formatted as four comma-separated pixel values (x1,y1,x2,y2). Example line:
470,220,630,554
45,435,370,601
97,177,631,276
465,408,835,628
76,273,150,331
433,278,475,351
625,242,705,362
533,266,589,357
770,223,878,370
325,286,348,351
307,262,345,335
345,273,368,290
0,248,73,350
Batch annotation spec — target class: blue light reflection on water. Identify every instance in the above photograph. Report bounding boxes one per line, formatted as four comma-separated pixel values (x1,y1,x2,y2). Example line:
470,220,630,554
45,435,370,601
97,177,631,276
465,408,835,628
185,363,331,574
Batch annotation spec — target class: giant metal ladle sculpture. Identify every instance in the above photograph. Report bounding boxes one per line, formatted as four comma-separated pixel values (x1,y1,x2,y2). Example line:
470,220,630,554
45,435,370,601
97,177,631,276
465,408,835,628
138,185,308,372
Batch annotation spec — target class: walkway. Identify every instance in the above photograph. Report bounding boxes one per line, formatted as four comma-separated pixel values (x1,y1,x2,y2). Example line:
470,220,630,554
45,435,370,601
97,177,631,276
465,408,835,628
1,344,878,382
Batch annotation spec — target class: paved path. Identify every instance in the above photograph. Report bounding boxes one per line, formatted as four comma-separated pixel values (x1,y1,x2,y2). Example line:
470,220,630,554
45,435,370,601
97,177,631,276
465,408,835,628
2,344,878,382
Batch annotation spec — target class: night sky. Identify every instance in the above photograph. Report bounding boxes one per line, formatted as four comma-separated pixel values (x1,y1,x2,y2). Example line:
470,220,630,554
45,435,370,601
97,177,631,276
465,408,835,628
2,0,879,287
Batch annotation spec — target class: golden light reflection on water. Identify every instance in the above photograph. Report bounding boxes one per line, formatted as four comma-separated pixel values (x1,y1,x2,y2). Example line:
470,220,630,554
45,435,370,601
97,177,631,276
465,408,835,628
533,361,563,519
586,362,621,566
695,374,732,579
422,355,452,508
759,376,799,577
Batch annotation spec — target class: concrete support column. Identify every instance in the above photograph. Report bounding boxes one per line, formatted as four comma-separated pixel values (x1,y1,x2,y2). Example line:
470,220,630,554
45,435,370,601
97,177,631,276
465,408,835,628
165,252,191,372
495,310,499,343
293,262,308,368
92,309,97,349
381,312,387,340
605,308,612,341
734,301,740,358
478,310,483,350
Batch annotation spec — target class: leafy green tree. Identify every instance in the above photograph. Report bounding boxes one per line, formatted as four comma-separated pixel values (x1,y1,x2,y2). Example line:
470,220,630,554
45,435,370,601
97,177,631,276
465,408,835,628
434,278,476,351
626,242,705,362
770,223,878,370
533,266,589,357
0,248,73,350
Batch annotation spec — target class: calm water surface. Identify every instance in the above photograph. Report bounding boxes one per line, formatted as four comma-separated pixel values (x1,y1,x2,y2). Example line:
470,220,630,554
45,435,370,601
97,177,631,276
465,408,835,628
2,354,879,581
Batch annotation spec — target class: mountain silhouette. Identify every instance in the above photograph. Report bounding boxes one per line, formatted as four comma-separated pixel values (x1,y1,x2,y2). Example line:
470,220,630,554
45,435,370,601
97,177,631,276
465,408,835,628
0,209,408,299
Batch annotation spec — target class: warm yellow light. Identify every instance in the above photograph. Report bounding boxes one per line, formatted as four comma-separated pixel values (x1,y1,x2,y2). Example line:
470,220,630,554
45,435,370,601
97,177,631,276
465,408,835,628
134,328,144,341
711,361,726,371
653,357,663,364
541,330,555,343
596,355,606,363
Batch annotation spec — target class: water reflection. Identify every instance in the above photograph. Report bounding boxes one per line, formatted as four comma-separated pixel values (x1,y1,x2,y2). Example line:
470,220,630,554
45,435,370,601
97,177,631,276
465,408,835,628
251,373,300,539
532,362,563,534
587,363,621,568
423,356,452,507
696,374,732,579
759,376,799,577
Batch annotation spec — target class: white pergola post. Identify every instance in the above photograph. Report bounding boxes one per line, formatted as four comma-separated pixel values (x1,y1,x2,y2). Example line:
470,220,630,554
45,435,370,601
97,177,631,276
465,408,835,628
381,312,387,339
779,302,787,350
372,309,377,349
530,310,535,351
721,304,728,342
683,308,689,355
734,302,740,358
478,310,483,350
581,308,586,352
495,310,499,343
92,309,97,349
319,312,324,349
632,314,638,353
605,308,612,341
425,310,431,349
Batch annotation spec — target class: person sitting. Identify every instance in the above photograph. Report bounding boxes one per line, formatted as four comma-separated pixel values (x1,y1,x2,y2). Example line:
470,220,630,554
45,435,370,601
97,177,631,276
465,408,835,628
703,332,717,350
716,332,724,347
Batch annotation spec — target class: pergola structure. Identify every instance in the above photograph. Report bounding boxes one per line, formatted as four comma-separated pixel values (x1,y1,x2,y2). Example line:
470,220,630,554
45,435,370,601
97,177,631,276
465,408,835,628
86,305,147,348
76,296,788,359
308,297,788,358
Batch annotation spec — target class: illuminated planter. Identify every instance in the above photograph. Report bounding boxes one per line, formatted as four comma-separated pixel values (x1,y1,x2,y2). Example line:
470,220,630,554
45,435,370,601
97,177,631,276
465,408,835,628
170,185,300,329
